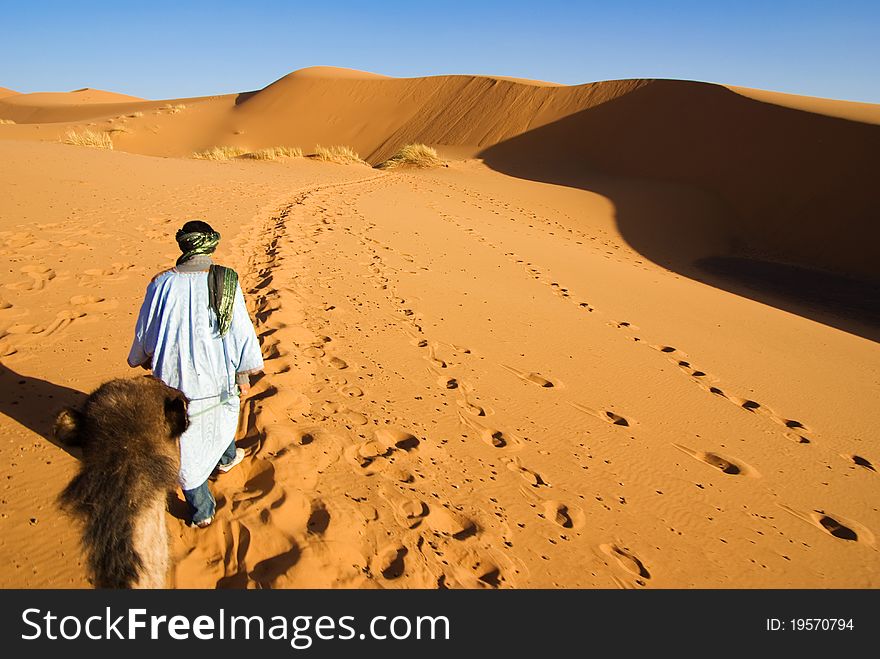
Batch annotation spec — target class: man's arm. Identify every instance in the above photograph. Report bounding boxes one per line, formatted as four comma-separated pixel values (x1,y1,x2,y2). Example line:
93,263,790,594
127,278,160,369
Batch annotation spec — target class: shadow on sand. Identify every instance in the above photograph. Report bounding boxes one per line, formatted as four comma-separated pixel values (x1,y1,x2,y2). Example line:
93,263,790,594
479,79,880,342
0,363,87,458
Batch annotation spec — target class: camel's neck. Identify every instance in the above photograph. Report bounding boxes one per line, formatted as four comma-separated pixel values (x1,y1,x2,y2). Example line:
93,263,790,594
131,496,170,589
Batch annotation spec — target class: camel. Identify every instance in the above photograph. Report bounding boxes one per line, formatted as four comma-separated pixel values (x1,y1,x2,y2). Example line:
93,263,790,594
54,376,189,588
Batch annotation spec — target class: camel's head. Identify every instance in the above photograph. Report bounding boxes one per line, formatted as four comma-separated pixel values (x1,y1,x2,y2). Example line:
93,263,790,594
53,376,190,449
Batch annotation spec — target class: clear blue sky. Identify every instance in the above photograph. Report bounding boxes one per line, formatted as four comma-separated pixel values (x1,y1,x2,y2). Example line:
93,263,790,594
2,1,878,102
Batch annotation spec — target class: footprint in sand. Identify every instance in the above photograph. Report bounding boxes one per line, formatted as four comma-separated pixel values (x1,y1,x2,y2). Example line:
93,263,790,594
259,421,316,454
342,410,368,426
424,506,477,539
6,265,56,291
5,323,44,335
39,309,87,337
229,458,275,511
541,500,585,529
345,441,392,472
69,294,106,307
569,401,630,427
672,444,757,477
340,384,364,398
776,417,809,432
425,345,446,369
504,457,548,487
306,500,331,535
501,364,555,388
260,337,288,360
372,543,408,579
457,398,486,416
380,465,415,484
650,344,684,357
327,356,348,369
79,262,133,285
394,499,429,528
202,521,253,589
459,413,520,449
249,544,301,587
549,282,570,298
483,428,516,449
599,543,651,580
444,553,505,589
653,344,815,444
256,388,311,425
675,360,707,378
842,454,876,472
375,427,420,451
456,382,490,416
777,504,875,546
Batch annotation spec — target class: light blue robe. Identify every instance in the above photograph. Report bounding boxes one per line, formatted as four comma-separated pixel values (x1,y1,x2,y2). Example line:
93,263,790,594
127,268,263,490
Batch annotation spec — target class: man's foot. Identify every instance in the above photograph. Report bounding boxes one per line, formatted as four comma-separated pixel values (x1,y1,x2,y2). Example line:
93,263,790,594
217,447,245,473
189,516,213,529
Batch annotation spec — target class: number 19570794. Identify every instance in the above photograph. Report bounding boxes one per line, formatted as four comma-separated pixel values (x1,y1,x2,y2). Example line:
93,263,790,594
766,618,854,631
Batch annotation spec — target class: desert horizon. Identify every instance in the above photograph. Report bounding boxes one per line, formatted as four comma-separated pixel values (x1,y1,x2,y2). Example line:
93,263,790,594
1,60,878,590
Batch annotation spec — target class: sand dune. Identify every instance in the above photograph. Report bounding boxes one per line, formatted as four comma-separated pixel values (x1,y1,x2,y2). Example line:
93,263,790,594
7,87,144,104
1,69,878,589
728,85,880,124
3,67,877,286
0,68,649,157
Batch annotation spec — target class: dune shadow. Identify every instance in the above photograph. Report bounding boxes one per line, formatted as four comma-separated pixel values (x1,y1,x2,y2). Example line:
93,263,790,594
0,363,87,458
234,90,259,106
479,79,880,342
695,256,880,332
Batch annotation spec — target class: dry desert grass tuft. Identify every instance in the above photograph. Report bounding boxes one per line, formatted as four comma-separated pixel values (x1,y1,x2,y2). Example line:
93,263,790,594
376,143,444,169
0,118,15,125
62,129,113,149
126,111,144,118
310,144,366,165
192,146,250,160
156,104,186,115
242,146,304,160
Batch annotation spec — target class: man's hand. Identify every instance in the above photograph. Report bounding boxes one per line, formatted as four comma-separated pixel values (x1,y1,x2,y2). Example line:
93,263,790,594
237,374,250,398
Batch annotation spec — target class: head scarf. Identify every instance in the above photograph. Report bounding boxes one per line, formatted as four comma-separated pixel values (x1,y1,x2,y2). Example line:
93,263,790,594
174,225,237,337
176,227,221,266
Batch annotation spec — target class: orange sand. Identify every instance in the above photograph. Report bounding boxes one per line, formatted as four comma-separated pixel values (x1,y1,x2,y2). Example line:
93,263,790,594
0,68,878,588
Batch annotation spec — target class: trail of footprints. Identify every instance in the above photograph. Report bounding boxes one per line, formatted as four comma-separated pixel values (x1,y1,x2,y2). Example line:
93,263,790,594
178,172,872,587
337,185,563,497
418,175,854,450
183,175,517,588
406,172,876,560
1,219,133,356
0,276,112,356
347,175,663,583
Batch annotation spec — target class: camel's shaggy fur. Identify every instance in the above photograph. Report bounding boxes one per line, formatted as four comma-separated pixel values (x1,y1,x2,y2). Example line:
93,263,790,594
55,376,188,588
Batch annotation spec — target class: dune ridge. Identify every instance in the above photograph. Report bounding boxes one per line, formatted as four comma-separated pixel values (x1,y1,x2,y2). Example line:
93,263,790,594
1,67,879,590
2,67,877,283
